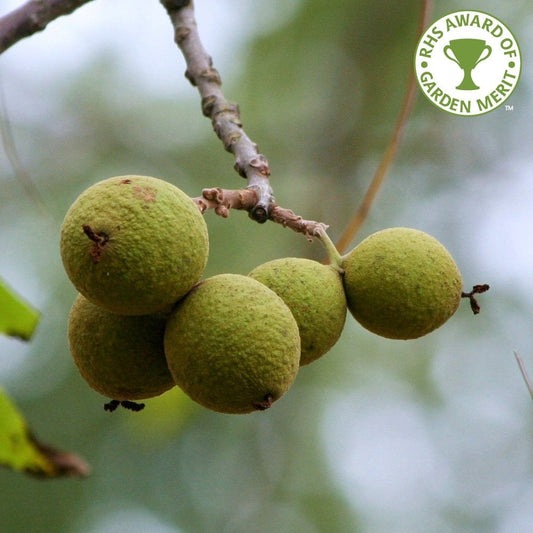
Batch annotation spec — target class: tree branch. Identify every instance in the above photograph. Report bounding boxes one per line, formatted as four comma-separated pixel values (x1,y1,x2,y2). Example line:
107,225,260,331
161,0,273,221
194,187,257,218
161,0,330,241
0,0,95,55
194,187,328,239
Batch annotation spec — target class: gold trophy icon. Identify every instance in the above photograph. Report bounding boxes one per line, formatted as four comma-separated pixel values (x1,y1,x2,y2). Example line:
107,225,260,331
443,38,492,90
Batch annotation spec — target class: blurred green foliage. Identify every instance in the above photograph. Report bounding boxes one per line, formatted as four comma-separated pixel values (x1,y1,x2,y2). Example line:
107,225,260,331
0,387,50,474
0,278,39,340
1,0,532,532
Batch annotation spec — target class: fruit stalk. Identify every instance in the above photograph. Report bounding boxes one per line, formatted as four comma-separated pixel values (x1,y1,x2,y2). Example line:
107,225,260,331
315,226,344,271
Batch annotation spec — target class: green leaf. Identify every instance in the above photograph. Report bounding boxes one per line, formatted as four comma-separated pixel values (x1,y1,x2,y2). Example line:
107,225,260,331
0,387,90,478
0,278,40,341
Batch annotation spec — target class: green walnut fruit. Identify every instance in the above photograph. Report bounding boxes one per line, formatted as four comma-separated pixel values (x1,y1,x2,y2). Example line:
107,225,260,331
343,227,463,340
164,273,300,414
249,258,347,366
68,294,175,401
60,175,209,316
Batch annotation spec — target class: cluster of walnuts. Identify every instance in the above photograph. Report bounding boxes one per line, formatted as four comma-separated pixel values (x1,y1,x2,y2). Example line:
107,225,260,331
60,175,464,415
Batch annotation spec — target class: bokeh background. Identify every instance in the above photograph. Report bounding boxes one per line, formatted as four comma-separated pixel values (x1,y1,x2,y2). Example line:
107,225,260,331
1,0,532,531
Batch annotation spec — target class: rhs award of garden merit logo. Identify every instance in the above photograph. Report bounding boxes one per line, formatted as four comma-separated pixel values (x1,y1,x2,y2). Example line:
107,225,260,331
414,10,521,116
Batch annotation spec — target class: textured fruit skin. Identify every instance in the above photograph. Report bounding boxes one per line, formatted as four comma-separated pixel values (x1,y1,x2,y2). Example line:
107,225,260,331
343,227,463,340
60,175,209,315
164,274,300,414
249,258,347,365
68,294,175,400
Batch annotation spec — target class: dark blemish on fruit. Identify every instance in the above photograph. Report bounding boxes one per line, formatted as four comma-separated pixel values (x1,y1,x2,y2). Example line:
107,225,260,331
120,179,132,184
132,185,157,202
82,224,109,264
253,393,274,411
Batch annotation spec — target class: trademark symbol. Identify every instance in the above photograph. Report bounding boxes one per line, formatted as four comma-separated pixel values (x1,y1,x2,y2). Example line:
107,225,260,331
505,105,514,111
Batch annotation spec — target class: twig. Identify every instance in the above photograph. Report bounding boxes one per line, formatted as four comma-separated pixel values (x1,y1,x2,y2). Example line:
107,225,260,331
513,351,533,400
194,187,257,218
161,0,330,240
161,0,273,221
194,186,328,238
335,0,433,255
0,0,95,55
269,205,328,240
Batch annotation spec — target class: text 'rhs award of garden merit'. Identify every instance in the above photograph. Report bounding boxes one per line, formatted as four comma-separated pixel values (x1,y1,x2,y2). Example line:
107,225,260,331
414,10,521,116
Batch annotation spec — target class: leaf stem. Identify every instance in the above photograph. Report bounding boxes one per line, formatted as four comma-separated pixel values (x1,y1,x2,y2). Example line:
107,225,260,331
334,0,433,254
